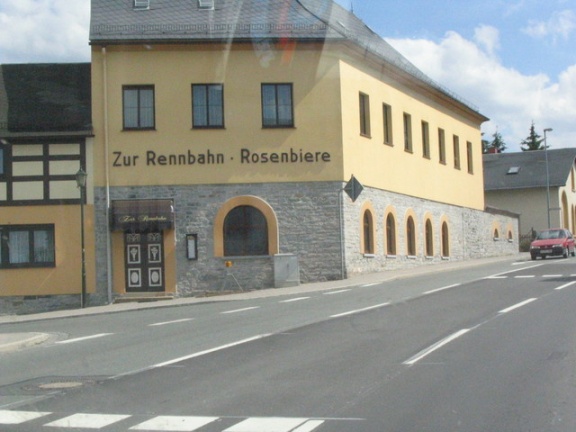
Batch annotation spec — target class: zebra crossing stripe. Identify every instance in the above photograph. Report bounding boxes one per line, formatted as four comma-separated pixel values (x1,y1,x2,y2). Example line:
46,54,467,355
0,411,328,431
129,415,219,431
224,417,308,432
44,413,131,428
0,410,51,424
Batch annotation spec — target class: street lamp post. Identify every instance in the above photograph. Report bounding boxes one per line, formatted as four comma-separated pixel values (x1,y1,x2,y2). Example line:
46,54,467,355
76,168,88,308
544,128,553,229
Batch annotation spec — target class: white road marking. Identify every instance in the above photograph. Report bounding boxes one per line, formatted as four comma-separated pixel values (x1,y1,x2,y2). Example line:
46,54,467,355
499,298,538,314
151,334,271,369
424,284,461,295
293,420,326,432
0,410,51,424
485,276,508,279
514,275,535,279
130,415,218,431
224,417,308,432
279,297,310,303
403,329,470,366
56,333,113,344
149,318,194,327
543,275,563,278
330,303,390,318
221,307,260,314
555,281,576,290
44,413,130,428
486,264,543,279
361,282,381,287
323,289,351,295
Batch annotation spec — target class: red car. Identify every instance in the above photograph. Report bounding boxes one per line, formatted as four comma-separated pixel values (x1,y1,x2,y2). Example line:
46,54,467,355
530,228,576,260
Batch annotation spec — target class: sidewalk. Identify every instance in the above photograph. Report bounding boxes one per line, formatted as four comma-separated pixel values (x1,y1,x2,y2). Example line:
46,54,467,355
0,254,528,351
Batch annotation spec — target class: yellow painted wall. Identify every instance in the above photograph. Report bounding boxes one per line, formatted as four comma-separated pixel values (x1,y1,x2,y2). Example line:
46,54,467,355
339,61,485,210
0,205,96,296
91,43,344,187
91,42,485,210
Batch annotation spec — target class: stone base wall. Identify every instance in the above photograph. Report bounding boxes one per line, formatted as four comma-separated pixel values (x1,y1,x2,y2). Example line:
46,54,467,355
343,186,519,276
0,295,81,316
0,181,519,315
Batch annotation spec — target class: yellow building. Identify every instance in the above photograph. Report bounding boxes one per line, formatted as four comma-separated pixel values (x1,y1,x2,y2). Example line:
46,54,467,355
0,0,519,313
0,64,96,313
87,0,517,302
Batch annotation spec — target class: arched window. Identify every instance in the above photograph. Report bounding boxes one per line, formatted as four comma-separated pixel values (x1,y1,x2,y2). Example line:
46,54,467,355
406,216,416,256
425,219,434,256
386,213,396,255
363,210,374,254
493,228,500,239
441,222,450,257
223,206,268,256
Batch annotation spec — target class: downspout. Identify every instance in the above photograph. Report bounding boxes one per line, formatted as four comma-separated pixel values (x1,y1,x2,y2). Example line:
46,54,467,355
102,46,113,304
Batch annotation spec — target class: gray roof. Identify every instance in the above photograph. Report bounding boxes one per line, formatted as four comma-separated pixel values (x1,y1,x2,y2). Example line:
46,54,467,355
90,0,484,118
0,63,91,135
483,148,576,191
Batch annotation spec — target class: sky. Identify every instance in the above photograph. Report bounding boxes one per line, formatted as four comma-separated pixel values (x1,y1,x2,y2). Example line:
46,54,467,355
1,0,575,152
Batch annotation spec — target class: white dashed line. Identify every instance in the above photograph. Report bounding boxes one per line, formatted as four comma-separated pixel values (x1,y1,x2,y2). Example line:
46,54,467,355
221,307,260,314
403,329,470,366
499,298,537,314
56,333,113,344
149,318,194,327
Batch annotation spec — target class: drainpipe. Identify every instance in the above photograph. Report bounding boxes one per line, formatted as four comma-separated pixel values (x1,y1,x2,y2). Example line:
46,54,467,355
102,46,113,304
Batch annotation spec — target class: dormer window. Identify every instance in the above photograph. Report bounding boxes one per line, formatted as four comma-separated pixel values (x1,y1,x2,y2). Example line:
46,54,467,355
134,0,150,10
507,166,520,175
198,0,214,10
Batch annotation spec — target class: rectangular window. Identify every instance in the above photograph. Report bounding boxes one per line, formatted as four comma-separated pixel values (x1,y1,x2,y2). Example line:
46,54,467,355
0,225,55,268
467,141,474,174
421,121,430,159
261,83,294,127
123,85,155,130
192,84,224,128
438,128,446,164
359,92,371,137
453,135,461,169
383,103,393,145
403,113,412,152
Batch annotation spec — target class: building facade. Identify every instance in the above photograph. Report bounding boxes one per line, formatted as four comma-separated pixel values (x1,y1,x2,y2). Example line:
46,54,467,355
484,148,576,246
0,0,518,314
0,63,95,313
88,0,518,304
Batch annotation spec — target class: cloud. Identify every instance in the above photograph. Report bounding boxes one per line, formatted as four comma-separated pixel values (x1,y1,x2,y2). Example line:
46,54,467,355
0,0,90,63
473,25,500,57
523,9,576,42
387,29,575,152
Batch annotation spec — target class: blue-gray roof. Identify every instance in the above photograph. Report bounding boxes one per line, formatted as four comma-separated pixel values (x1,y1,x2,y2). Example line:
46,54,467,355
90,0,485,119
483,148,576,191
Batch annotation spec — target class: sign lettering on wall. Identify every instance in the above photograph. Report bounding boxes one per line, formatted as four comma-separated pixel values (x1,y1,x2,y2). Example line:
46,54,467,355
112,148,332,167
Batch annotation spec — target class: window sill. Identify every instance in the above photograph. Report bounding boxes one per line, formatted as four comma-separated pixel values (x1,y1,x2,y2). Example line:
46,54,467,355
363,253,376,258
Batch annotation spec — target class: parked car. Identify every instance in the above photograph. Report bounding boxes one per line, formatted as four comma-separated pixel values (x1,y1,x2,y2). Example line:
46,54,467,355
530,228,576,260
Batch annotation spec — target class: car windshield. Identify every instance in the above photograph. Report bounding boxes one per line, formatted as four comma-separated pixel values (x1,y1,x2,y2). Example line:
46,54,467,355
537,230,565,240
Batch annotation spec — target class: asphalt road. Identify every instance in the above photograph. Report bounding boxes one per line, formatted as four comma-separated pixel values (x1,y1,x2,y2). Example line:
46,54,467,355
2,257,576,431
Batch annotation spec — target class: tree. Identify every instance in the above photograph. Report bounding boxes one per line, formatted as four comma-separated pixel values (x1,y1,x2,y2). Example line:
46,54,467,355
520,122,544,151
488,130,507,153
481,132,491,154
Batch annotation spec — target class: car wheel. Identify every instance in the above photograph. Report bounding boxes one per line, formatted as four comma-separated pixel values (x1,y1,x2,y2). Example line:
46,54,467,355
563,248,569,258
